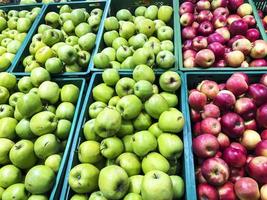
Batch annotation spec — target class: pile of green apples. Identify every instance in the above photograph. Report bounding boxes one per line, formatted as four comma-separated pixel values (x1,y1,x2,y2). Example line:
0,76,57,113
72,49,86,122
21,5,103,73
93,5,175,69
0,71,80,199
68,67,185,200
0,7,41,71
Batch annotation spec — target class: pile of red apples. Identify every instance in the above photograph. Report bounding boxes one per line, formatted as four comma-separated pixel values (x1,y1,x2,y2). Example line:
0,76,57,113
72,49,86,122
258,9,267,33
189,72,267,200
180,0,267,68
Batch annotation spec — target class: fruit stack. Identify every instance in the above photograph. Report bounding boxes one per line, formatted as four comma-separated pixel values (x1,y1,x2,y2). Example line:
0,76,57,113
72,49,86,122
180,0,267,68
0,72,84,199
63,68,186,200
258,8,267,33
187,72,267,199
0,6,41,71
93,5,176,70
17,4,104,74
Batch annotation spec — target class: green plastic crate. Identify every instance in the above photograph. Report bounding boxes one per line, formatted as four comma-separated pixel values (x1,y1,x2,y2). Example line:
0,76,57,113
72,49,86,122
0,3,45,72
12,74,86,200
90,0,179,72
177,0,267,71
59,71,196,200
250,0,267,34
10,0,110,77
184,71,267,198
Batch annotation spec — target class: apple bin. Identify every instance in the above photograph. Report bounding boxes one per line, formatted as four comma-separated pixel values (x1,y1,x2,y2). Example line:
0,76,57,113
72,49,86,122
0,73,86,200
184,71,267,199
0,3,45,72
177,0,267,71
90,0,179,72
59,71,195,200
252,0,267,34
10,0,110,76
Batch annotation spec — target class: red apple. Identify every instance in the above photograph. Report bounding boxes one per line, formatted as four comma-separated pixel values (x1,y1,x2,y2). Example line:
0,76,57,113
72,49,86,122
199,80,220,99
191,108,202,122
195,49,215,68
193,121,203,136
192,21,200,29
229,19,248,36
225,50,245,67
257,103,267,128
230,167,245,183
201,117,221,135
258,10,264,18
220,112,245,138
214,59,227,67
227,14,242,25
216,27,230,41
234,97,256,120
247,156,267,184
202,103,220,119
226,75,248,97
193,133,220,158
250,40,267,59
232,38,252,55
250,59,267,67
230,142,247,154
231,72,249,84
260,184,267,200
242,15,256,27
208,42,225,59
244,119,258,130
213,90,236,111
182,26,197,40
196,167,207,183
234,177,260,200
222,145,247,168
192,36,208,51
197,10,213,23
184,57,196,68
213,15,227,29
179,1,194,15
255,140,267,157
218,83,226,90
261,130,267,140
189,90,208,111
211,0,229,10
260,74,267,87
248,84,267,106
218,182,236,200
182,40,193,51
227,35,245,47
207,33,225,44
246,155,254,165
180,13,194,27
196,0,211,11
246,28,260,42
198,21,214,36
197,183,219,200
213,7,229,18
228,0,244,11
183,49,197,59
217,132,230,150
201,157,230,186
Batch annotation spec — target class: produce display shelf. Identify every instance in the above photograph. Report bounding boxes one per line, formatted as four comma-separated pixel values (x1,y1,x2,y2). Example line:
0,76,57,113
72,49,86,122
183,71,267,198
0,3,45,72
90,0,180,72
177,0,267,72
10,0,111,77
59,71,196,200
12,74,86,200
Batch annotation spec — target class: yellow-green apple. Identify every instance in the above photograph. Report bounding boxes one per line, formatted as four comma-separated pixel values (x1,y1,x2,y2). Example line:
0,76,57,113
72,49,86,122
129,175,143,194
158,108,184,133
100,137,124,159
0,165,22,188
34,134,60,159
2,183,28,200
0,117,17,139
132,131,157,157
0,138,14,165
116,152,141,176
142,152,170,173
116,95,142,120
78,140,102,164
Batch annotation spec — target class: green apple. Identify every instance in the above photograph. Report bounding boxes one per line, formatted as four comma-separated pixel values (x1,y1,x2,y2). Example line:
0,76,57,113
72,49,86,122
128,33,147,50
83,119,101,141
134,80,153,101
59,13,72,25
124,193,142,200
59,5,72,14
29,67,51,85
30,111,58,136
154,19,166,30
24,61,41,72
117,119,134,137
2,52,15,63
144,94,169,119
116,9,133,21
160,40,174,52
26,11,39,22
89,191,107,200
143,40,161,55
104,16,119,31
121,56,135,69
116,152,141,176
45,57,63,74
102,68,119,86
0,104,14,119
2,183,28,200
110,61,121,69
116,45,133,62
104,30,119,47
0,138,14,165
22,55,34,67
71,194,88,200
0,165,22,188
9,139,37,169
0,72,16,90
0,56,11,72
41,29,62,47
16,92,42,118
133,48,155,67
71,9,86,26
58,44,77,65
93,53,110,69
112,37,128,50
55,119,71,140
38,81,60,104
88,15,101,32
119,21,135,39
115,77,135,97
17,17,31,32
132,131,157,157
14,106,23,121
159,71,181,92
28,195,48,200
56,102,75,120
34,134,60,159
133,64,155,83
78,32,96,51
116,95,142,120
9,92,24,107
94,108,121,138
145,5,158,20
148,123,163,138
15,32,27,42
108,96,120,107
158,109,184,133
100,137,124,159
7,17,18,29
63,20,75,33
78,140,102,164
129,175,143,194
102,47,116,62
45,12,59,28
141,170,173,200
158,5,173,23
61,84,79,103
136,18,155,37
135,6,147,16
78,50,90,68
160,92,178,107
6,40,21,54
156,50,175,69
75,22,91,37
35,46,54,64
99,165,129,199
69,163,99,193
15,119,35,139
7,30,18,39
0,46,6,56
37,24,52,34
17,77,32,93
0,187,3,199
157,26,173,41
44,104,56,113
122,135,134,152
65,63,82,72
0,16,7,31
93,83,114,103
142,152,170,174
133,111,152,130
25,165,55,194
0,117,17,139
170,175,184,199
89,101,107,119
